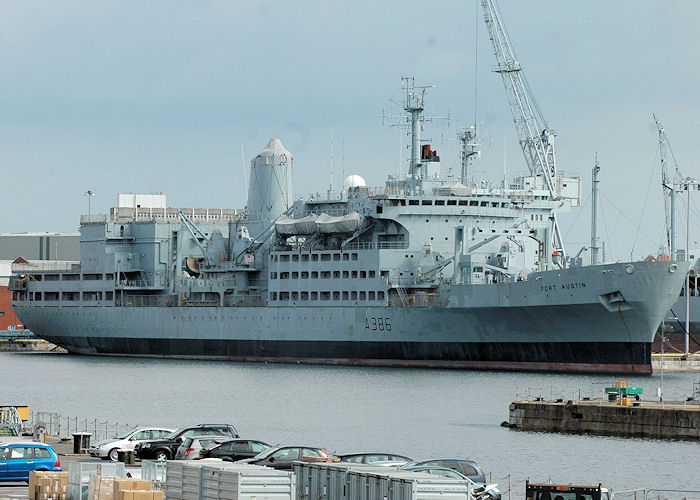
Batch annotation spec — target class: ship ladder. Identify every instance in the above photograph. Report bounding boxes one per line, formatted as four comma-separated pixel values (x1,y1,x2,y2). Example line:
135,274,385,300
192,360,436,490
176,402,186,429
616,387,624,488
396,286,409,307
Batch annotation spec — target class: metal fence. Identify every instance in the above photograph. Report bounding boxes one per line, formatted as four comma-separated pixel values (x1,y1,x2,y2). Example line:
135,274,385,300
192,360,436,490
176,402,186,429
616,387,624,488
513,383,700,406
30,411,139,442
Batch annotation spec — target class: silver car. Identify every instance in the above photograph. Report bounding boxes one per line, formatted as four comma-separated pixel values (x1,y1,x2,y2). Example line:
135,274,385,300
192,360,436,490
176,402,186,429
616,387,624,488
88,427,174,461
174,435,230,460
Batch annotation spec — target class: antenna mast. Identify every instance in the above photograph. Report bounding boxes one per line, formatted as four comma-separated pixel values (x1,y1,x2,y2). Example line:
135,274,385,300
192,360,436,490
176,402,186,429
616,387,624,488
591,154,600,265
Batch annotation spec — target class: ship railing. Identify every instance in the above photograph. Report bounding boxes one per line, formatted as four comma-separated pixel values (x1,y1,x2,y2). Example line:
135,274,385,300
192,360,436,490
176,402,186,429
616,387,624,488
224,295,265,307
115,295,178,307
115,277,168,289
344,241,408,250
389,292,444,308
11,261,80,272
80,214,108,223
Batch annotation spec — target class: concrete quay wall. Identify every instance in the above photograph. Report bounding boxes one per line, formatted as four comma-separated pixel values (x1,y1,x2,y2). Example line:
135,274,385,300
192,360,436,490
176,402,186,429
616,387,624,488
509,400,700,439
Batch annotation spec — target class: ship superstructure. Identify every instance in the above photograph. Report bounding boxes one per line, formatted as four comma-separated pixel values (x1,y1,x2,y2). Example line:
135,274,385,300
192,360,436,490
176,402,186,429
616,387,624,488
9,0,691,373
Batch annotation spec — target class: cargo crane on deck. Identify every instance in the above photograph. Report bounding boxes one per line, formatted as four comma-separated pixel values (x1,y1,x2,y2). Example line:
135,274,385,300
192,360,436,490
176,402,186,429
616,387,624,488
481,0,567,266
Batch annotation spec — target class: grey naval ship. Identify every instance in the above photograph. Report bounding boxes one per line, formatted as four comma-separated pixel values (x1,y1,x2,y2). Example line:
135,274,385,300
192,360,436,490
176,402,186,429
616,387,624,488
10,1,690,373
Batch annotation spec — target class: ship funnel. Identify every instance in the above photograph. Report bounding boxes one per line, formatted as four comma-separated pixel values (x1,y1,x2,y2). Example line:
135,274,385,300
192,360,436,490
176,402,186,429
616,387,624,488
247,138,293,224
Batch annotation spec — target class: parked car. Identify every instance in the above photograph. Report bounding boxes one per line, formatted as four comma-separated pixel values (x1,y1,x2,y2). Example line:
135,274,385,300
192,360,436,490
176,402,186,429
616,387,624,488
402,466,501,500
135,424,239,461
336,452,412,464
400,459,487,483
237,446,329,470
200,439,271,461
89,427,174,461
0,442,61,481
174,436,231,460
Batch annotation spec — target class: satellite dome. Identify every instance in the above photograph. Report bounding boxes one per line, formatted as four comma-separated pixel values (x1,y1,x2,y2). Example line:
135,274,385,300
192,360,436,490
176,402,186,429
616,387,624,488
343,174,367,190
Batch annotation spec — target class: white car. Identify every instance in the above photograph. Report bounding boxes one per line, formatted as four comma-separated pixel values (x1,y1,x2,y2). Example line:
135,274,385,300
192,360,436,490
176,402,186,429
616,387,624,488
89,427,175,461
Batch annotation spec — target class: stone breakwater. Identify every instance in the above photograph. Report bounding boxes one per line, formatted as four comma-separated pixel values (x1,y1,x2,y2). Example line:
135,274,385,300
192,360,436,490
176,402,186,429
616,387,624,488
508,399,700,439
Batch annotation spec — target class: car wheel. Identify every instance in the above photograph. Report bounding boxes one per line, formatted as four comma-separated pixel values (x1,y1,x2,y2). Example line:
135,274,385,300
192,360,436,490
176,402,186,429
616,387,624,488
155,450,169,461
108,449,120,462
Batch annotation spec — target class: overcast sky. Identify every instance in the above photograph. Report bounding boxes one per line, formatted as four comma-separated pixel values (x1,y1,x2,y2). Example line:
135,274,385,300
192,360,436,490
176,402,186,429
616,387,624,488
2,1,698,260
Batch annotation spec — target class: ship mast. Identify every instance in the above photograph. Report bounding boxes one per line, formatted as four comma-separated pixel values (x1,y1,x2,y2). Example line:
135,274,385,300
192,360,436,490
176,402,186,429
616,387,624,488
481,0,566,265
591,154,600,265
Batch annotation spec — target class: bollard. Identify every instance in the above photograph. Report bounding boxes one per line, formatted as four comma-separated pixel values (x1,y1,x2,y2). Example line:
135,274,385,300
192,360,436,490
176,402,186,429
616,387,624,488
117,449,135,465
72,432,92,454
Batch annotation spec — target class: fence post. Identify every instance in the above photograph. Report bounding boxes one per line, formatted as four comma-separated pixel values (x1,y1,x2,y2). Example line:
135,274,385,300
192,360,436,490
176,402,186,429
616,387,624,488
508,475,512,500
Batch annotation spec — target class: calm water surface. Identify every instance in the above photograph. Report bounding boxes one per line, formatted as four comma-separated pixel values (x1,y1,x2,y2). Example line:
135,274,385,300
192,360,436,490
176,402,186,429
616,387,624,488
2,352,699,496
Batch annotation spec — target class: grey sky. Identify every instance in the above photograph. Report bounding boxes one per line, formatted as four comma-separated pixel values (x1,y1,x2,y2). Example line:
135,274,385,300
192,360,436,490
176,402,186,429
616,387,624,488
2,1,698,260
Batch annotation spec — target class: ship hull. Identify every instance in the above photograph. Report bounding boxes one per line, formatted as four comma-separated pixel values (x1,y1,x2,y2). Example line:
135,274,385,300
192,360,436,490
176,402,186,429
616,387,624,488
13,261,688,374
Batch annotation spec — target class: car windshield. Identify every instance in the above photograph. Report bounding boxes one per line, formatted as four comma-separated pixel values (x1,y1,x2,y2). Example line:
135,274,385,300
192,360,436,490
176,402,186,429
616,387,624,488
115,430,135,439
165,430,182,440
251,446,279,460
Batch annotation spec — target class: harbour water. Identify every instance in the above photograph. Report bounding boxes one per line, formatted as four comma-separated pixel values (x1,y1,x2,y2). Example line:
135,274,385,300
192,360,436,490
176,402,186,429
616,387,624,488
2,352,699,495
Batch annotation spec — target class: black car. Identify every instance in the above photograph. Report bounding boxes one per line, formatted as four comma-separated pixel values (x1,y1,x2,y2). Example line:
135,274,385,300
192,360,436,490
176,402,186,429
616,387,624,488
400,459,486,483
336,452,412,464
236,445,329,470
134,424,239,461
200,439,271,461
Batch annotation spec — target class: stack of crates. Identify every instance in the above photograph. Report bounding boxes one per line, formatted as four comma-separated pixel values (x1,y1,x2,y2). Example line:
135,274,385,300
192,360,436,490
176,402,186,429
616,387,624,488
68,461,126,500
165,461,296,500
293,462,473,500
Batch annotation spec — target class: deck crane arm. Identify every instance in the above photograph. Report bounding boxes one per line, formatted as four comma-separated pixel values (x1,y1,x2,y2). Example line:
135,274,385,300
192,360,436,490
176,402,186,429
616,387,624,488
654,114,675,256
481,0,566,266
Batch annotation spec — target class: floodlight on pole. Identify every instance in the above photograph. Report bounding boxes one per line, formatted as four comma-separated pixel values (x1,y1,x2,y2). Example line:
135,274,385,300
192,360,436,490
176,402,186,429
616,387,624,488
85,190,95,220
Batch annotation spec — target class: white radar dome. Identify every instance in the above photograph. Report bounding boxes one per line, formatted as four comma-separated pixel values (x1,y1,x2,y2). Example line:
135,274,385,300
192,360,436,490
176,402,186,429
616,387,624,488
343,174,367,190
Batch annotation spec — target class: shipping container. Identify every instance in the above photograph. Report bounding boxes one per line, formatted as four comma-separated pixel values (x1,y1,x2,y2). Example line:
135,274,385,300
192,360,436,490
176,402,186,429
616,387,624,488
293,462,473,500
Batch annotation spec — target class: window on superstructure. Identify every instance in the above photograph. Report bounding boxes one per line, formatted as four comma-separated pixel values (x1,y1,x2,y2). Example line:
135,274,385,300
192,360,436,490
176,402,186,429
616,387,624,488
280,255,290,262
502,202,509,208
447,200,457,206
422,200,432,206
320,291,330,301
292,255,299,262
106,292,113,300
291,292,298,300
301,272,309,279
342,254,349,261
435,200,445,206
311,271,319,278
368,271,376,278
381,270,389,278
409,200,419,206
359,291,366,300
280,272,289,279
480,201,488,207
280,292,289,300
321,271,331,279
360,271,366,278
351,271,358,278
301,291,309,300
351,291,357,300
368,291,375,300
270,272,277,279
292,272,299,279
333,254,340,261
342,271,349,278
469,201,478,206
333,271,340,278
342,291,349,300
321,254,331,261
378,291,385,301
333,291,340,300
312,254,319,261
302,254,310,262
311,291,318,300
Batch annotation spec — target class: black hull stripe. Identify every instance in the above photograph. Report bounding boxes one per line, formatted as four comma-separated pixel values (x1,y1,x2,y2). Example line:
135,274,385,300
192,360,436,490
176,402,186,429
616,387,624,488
43,336,652,374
